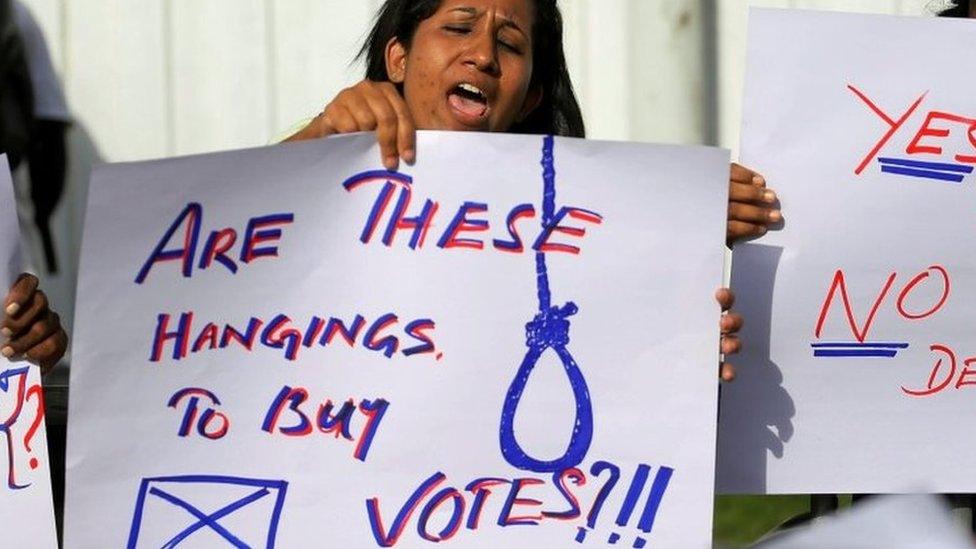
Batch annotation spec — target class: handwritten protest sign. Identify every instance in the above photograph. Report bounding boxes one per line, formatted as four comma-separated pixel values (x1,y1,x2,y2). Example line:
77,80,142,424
0,155,58,548
717,9,976,493
65,132,728,547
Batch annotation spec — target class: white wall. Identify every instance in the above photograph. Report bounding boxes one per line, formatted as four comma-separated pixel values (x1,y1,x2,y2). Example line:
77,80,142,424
20,0,940,156
22,0,711,156
15,0,934,342
25,0,386,159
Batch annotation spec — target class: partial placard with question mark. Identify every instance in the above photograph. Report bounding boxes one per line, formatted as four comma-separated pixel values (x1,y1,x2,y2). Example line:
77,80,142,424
0,155,57,547
0,366,46,487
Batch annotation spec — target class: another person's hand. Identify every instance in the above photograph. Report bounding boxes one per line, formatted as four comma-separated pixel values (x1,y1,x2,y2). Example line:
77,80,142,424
2,273,67,376
716,288,743,382
285,80,416,171
727,163,781,246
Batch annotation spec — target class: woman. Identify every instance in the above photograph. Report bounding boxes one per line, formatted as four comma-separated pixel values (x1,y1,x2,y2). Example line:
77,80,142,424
288,0,762,379
2,272,66,375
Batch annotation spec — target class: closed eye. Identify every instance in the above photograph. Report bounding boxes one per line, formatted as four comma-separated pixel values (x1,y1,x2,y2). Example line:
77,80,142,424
498,39,522,54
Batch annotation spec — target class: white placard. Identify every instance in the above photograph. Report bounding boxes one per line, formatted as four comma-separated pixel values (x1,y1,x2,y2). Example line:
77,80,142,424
65,132,728,547
0,154,58,548
718,9,976,493
762,495,973,549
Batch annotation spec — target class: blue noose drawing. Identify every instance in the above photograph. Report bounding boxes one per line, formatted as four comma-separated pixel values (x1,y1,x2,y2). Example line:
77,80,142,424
499,135,594,472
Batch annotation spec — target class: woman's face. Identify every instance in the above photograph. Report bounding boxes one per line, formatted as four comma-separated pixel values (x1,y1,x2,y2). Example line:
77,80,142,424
385,0,541,132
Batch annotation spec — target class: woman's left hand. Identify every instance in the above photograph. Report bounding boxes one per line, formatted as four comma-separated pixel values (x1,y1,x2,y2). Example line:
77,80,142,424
716,288,742,382
2,273,67,376
727,163,781,246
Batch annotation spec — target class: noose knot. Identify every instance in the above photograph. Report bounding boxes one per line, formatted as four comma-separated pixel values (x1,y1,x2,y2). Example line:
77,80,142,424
525,301,578,349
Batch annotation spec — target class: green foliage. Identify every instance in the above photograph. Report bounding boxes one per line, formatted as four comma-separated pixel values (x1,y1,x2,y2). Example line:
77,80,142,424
713,495,811,546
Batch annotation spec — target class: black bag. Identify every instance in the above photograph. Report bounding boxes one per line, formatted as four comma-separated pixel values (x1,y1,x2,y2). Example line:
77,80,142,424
0,0,34,170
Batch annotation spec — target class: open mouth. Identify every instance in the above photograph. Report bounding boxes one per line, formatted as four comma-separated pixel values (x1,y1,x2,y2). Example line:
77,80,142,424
448,82,489,122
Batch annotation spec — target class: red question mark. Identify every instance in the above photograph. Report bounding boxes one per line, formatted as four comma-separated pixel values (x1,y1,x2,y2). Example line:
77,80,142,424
23,385,44,470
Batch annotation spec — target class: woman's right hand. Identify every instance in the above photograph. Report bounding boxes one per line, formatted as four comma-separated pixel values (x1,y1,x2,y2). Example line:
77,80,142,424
285,80,416,171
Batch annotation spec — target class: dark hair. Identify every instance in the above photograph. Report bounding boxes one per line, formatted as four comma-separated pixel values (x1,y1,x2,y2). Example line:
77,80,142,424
358,0,586,137
938,0,970,17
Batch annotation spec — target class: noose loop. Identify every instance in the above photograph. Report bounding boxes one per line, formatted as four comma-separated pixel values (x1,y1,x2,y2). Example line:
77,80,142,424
499,136,594,472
